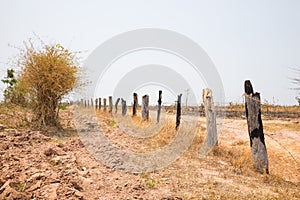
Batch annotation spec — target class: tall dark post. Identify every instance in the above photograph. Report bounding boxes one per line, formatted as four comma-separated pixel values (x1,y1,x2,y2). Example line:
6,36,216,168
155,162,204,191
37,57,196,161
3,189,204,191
133,93,138,116
84,99,87,108
109,96,113,113
142,95,149,121
115,98,120,113
121,98,127,116
157,90,162,123
95,98,98,110
98,98,101,110
103,98,107,112
244,80,269,174
91,98,93,108
176,94,182,130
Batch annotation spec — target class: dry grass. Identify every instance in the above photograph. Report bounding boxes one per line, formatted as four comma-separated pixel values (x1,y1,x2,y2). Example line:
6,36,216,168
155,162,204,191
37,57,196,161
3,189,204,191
95,109,177,153
93,108,300,199
264,119,300,132
0,103,32,128
226,104,300,113
131,110,152,127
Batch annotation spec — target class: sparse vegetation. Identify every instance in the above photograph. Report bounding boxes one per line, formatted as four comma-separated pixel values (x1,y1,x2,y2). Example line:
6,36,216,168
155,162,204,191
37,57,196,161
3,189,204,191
17,182,25,192
141,173,157,188
291,67,300,104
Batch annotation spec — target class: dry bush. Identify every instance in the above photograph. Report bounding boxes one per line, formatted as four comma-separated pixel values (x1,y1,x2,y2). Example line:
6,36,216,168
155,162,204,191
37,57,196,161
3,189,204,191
18,42,79,127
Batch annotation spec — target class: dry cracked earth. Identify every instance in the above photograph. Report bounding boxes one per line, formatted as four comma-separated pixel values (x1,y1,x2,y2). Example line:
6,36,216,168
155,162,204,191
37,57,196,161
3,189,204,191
0,108,299,200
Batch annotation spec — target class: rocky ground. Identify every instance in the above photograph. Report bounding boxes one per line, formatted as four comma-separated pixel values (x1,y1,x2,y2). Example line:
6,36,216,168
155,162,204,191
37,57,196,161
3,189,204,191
0,107,299,199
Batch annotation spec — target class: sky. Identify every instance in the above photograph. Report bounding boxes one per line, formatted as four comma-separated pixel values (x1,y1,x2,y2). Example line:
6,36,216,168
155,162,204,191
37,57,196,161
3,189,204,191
0,0,300,105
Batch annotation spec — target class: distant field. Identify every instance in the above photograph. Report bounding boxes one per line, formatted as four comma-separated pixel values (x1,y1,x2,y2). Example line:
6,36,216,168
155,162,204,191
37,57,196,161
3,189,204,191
159,104,300,119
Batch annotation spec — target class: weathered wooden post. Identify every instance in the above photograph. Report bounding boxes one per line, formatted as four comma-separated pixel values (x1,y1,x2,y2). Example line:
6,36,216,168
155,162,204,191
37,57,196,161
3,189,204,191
84,100,87,108
133,93,138,116
115,98,120,113
109,96,113,113
95,98,98,109
91,98,93,108
244,80,269,174
121,98,127,116
103,98,107,112
142,95,149,121
157,90,162,123
87,99,90,108
176,94,182,130
202,88,218,147
98,98,101,110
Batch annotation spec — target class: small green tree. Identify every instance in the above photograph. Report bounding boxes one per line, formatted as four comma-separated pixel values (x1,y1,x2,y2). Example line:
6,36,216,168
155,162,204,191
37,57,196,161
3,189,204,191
18,42,79,127
1,69,17,103
291,68,300,105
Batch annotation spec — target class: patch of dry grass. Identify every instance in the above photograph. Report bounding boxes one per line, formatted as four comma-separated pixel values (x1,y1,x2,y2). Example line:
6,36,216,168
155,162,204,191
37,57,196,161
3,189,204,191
264,120,300,132
0,103,31,128
95,109,177,153
131,111,152,127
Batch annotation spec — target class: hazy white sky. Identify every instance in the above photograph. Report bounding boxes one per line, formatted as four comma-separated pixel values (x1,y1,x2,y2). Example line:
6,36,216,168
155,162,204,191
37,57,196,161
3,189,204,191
0,0,300,105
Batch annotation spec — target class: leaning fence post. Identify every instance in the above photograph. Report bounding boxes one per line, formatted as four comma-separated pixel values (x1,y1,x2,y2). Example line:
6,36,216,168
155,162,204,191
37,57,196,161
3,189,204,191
115,98,120,113
244,80,269,174
121,98,127,116
133,93,138,116
157,90,162,123
202,88,218,147
103,98,107,112
142,95,149,121
109,96,113,113
176,94,182,130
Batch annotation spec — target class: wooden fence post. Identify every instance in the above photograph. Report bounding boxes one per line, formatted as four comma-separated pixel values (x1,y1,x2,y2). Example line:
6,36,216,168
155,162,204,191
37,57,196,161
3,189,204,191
91,98,93,108
244,80,269,174
202,88,218,147
87,99,90,108
98,98,101,110
115,98,120,113
121,98,127,116
103,98,107,112
109,96,113,113
142,95,149,121
84,100,87,108
133,93,138,116
157,90,162,123
176,94,182,130
95,98,98,110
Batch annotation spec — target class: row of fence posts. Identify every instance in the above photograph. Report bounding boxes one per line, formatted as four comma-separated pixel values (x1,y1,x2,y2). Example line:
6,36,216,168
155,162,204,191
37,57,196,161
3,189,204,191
80,91,164,123
78,80,268,174
79,89,216,147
